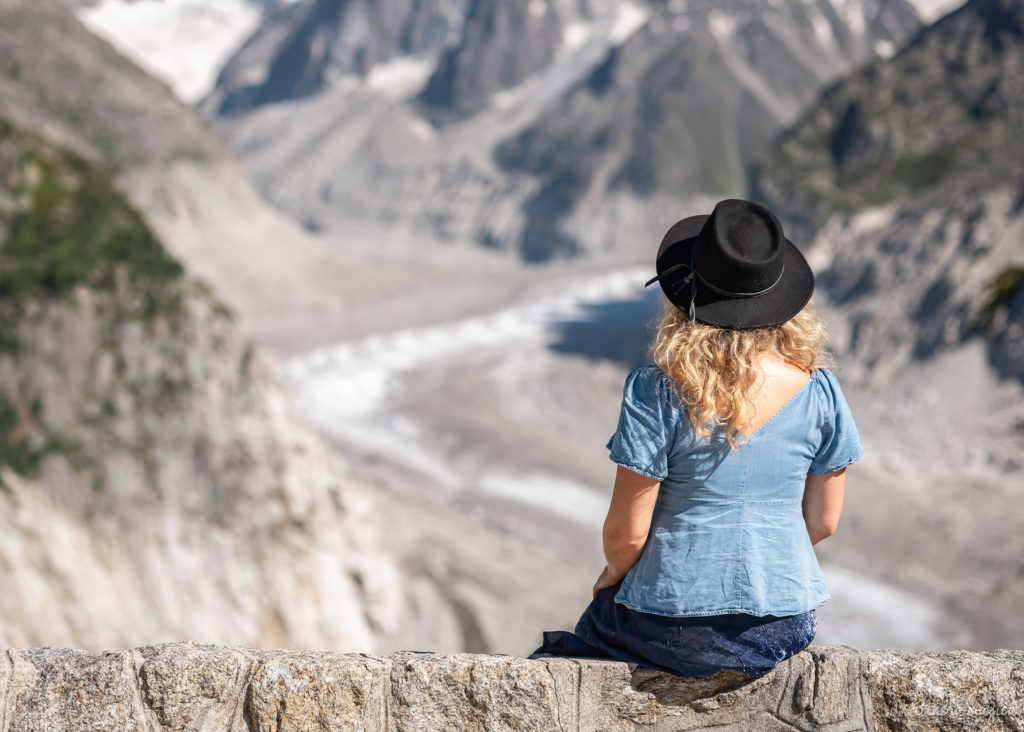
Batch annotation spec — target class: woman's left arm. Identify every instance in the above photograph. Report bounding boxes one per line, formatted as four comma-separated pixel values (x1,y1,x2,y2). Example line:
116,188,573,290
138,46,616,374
594,465,661,596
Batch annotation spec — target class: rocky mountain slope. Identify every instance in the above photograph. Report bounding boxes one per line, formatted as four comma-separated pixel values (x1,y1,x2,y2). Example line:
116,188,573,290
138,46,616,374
493,0,934,259
204,0,632,119
206,0,954,261
207,0,471,114
68,0,271,104
18,0,452,360
755,0,1024,385
750,0,1024,650
0,118,401,650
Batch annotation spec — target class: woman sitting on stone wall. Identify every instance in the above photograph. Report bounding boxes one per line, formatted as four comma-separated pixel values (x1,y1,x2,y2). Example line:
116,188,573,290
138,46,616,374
534,199,863,677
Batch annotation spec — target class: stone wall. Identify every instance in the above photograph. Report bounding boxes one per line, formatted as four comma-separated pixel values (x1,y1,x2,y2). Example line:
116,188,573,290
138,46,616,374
0,643,1020,730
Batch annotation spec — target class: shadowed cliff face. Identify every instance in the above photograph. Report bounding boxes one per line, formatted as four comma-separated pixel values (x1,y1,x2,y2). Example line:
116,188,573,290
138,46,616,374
756,0,1024,240
206,0,471,114
1,643,1022,730
417,0,576,123
985,266,1024,379
493,0,930,259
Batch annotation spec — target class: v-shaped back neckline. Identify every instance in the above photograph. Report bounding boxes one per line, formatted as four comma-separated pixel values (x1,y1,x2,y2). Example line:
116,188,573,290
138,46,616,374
740,371,815,441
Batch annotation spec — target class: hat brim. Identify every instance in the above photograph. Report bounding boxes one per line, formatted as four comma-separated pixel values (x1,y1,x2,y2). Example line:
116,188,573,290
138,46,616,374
655,214,815,330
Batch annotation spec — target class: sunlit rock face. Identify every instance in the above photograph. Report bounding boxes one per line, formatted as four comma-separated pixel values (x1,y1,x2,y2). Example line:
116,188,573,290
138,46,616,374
0,119,402,651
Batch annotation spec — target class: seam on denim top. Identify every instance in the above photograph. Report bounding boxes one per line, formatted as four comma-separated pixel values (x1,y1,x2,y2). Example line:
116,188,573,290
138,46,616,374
808,367,864,475
813,369,836,441
734,435,749,596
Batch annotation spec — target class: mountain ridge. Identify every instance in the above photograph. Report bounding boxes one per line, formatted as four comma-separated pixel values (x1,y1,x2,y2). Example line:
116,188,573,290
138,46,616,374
205,0,939,262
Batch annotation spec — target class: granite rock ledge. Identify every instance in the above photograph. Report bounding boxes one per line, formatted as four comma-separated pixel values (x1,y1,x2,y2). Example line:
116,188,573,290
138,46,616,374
0,643,1021,730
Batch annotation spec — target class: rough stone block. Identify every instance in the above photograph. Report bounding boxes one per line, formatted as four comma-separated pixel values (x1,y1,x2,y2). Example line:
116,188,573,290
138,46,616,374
862,649,1024,731
245,650,389,731
5,648,149,731
388,652,563,731
0,643,1021,731
138,642,256,730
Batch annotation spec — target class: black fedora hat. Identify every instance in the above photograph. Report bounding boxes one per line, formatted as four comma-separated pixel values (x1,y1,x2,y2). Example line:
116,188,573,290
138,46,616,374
645,199,814,330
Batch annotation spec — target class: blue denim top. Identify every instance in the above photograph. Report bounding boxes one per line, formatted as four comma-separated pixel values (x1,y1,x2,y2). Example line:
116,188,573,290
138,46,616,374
607,365,863,617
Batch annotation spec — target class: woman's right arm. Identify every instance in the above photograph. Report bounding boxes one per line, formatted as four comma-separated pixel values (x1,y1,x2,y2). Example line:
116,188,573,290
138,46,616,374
802,468,846,545
593,465,661,596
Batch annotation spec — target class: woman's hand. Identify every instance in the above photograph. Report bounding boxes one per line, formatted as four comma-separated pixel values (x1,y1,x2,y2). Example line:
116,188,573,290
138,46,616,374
592,565,621,598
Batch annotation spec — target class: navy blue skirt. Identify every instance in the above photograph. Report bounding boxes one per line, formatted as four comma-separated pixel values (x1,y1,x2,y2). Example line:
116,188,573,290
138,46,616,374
534,583,816,677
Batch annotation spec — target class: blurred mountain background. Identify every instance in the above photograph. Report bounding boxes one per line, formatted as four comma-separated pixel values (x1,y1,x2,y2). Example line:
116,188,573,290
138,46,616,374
1,0,1021,654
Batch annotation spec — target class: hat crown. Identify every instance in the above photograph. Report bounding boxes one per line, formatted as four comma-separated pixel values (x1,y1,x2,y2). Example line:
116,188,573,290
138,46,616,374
649,197,813,329
694,199,785,295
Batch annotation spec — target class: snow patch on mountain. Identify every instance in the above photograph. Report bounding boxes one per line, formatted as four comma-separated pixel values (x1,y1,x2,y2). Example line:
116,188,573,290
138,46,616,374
904,0,965,22
809,5,838,46
562,22,589,51
708,10,737,41
75,0,264,103
609,2,650,44
366,57,435,97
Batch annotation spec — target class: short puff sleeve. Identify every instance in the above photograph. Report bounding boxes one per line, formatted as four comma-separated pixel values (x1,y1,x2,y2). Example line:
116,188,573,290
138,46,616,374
605,366,675,481
809,369,864,475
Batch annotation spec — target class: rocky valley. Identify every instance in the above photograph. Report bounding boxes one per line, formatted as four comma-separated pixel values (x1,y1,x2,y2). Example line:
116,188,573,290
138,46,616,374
0,0,1020,661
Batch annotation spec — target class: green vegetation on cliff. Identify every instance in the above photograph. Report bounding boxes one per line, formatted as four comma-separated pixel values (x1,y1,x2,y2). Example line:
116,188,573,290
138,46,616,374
0,118,185,491
981,264,1024,322
0,119,182,307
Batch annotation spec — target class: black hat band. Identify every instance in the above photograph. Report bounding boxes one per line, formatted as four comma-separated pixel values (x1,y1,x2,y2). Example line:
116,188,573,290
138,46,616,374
645,262,784,299
645,257,786,322
696,265,785,299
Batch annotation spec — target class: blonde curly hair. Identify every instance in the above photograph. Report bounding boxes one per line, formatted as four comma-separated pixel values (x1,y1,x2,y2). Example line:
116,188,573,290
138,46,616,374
650,300,834,449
